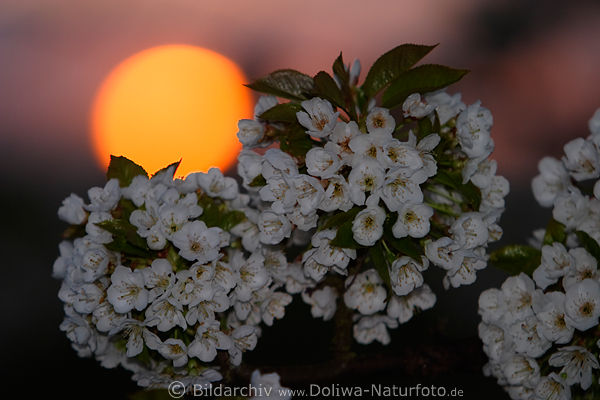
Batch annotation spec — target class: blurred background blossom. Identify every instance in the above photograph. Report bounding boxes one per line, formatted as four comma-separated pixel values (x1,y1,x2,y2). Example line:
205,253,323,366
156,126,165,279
2,0,599,398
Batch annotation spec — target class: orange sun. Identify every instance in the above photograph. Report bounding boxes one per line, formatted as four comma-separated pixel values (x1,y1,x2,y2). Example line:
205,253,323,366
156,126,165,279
91,44,253,177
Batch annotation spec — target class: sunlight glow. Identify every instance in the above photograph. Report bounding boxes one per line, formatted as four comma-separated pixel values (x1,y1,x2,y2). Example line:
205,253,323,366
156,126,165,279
91,44,253,176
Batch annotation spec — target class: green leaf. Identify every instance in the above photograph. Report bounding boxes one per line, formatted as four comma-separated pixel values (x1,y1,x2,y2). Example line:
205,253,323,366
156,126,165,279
330,221,362,249
111,198,137,221
576,231,600,260
96,219,149,251
62,224,87,240
197,195,246,231
543,218,566,245
382,64,469,109
313,71,344,108
167,245,188,271
332,52,349,86
362,44,438,97
105,238,150,258
460,182,482,211
245,69,314,100
369,243,392,293
383,235,424,262
330,52,358,121
490,245,541,276
320,207,362,231
432,111,441,134
279,125,315,158
431,170,481,210
417,116,433,139
152,160,181,178
106,155,148,187
382,216,424,262
258,102,303,123
220,210,246,231
197,196,224,228
249,174,267,187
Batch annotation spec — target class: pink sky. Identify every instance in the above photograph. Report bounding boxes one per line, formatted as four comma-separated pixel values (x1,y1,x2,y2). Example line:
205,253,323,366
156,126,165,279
1,0,599,184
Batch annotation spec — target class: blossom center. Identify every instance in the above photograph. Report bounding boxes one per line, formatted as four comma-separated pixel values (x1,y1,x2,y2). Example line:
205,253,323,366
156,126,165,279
580,301,595,316
372,115,385,128
190,241,202,252
315,115,329,130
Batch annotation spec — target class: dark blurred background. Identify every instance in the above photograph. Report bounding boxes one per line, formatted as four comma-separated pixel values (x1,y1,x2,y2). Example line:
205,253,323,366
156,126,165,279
2,1,600,398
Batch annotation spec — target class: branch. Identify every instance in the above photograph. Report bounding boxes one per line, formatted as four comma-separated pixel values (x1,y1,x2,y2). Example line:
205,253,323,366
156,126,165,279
231,337,484,386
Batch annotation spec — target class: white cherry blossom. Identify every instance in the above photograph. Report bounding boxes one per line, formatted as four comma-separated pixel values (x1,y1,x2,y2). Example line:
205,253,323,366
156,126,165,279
449,212,489,249
353,315,398,345
254,95,278,118
562,247,598,290
296,97,339,138
107,266,149,313
347,158,385,204
329,121,361,163
343,269,387,315
188,319,233,362
501,273,536,322
142,259,175,303
319,175,353,212
425,237,464,271
233,252,269,302
196,168,239,200
58,193,87,225
237,150,264,187
85,212,113,244
228,325,258,366
144,297,187,332
535,291,574,344
531,157,572,207
86,178,121,212
158,338,188,368
306,146,341,178
289,174,325,215
250,370,291,400
456,100,494,160
478,289,507,326
534,373,570,400
352,206,385,246
311,229,356,271
262,148,298,179
380,139,423,170
533,243,574,289
402,93,434,118
381,168,425,211
549,346,599,389
261,292,292,326
237,119,265,147
564,279,600,331
259,176,296,214
424,90,465,124
365,107,395,137
389,256,427,296
172,221,225,263
563,137,600,181
257,211,292,245
392,203,433,239
301,286,337,321
508,316,551,358
502,355,540,387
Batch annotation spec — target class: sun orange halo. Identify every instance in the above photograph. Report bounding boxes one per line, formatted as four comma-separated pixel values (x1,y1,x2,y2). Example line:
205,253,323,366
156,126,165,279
91,45,253,177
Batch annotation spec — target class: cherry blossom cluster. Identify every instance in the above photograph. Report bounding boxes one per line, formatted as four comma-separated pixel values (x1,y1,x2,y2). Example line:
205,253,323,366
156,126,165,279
237,60,508,345
478,109,600,400
53,160,295,390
